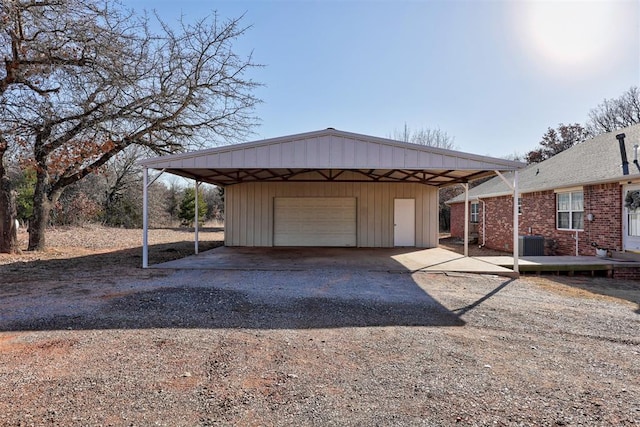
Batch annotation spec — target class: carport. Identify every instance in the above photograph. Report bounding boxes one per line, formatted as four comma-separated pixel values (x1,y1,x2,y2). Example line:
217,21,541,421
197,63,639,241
140,128,524,271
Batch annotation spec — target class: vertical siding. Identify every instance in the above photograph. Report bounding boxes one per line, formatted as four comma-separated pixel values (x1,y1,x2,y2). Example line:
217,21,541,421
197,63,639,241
245,183,254,246
225,182,437,247
359,184,369,246
415,189,424,245
239,184,247,245
369,185,378,246
224,189,232,245
381,183,391,245
260,185,269,246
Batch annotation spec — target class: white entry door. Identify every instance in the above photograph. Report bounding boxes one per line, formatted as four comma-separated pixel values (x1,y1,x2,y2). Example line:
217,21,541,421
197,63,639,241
623,184,640,251
394,198,415,247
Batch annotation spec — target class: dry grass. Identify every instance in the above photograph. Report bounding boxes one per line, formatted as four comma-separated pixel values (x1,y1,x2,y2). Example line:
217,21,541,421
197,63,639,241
0,225,224,285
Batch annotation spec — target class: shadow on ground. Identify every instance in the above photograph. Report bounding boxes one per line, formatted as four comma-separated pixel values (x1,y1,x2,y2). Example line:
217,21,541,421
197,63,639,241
3,286,465,331
451,279,515,315
1,267,467,331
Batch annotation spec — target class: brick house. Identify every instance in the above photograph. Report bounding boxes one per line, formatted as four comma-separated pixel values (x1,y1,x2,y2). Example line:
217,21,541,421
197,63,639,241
447,124,640,257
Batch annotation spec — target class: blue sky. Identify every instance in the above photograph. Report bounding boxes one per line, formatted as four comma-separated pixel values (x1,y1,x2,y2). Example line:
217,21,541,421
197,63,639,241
133,0,639,158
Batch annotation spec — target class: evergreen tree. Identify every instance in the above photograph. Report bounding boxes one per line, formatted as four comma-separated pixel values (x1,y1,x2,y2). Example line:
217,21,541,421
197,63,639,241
178,188,208,226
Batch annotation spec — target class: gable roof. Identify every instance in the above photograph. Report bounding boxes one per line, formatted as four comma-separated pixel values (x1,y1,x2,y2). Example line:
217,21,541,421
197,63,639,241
140,128,524,186
447,124,640,202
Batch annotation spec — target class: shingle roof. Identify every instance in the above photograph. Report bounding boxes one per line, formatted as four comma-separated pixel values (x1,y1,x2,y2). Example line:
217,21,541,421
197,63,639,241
447,124,640,203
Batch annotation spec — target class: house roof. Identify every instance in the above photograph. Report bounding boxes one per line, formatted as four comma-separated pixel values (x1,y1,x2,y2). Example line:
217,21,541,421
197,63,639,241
140,128,524,187
447,124,640,203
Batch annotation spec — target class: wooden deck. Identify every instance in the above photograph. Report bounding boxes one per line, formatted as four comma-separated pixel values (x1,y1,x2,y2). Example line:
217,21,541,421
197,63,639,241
476,255,640,278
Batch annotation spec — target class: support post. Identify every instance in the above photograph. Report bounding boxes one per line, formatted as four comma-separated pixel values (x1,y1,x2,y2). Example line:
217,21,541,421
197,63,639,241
513,171,519,274
495,170,520,275
194,181,200,255
463,182,469,257
142,167,149,268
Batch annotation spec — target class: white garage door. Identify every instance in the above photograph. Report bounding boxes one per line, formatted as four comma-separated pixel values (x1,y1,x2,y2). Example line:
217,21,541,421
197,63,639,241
274,197,357,247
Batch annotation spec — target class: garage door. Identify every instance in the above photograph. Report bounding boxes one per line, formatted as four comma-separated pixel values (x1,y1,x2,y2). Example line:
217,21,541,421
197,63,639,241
274,197,357,246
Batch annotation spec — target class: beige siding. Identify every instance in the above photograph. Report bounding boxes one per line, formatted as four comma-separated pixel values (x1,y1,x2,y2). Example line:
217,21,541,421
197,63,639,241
225,182,438,247
143,129,524,173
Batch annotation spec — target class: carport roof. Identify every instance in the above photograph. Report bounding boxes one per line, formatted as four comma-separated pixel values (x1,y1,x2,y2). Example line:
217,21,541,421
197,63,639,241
140,128,524,187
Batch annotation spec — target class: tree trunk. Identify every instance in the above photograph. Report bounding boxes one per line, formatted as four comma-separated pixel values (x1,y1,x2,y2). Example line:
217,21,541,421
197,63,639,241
0,177,18,254
0,141,18,254
27,168,58,251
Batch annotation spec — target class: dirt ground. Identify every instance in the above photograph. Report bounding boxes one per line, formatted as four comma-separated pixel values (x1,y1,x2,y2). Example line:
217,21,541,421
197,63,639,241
0,227,639,426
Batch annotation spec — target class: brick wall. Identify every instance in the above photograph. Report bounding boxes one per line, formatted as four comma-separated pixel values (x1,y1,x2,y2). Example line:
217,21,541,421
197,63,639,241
450,203,465,238
584,183,622,253
613,267,640,279
481,195,520,252
450,183,623,256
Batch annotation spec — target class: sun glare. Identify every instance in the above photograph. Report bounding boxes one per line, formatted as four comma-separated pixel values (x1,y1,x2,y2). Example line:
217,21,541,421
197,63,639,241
511,1,634,75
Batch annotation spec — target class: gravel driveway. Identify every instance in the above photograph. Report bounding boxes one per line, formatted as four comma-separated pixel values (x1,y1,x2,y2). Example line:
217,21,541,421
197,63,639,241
1,266,638,426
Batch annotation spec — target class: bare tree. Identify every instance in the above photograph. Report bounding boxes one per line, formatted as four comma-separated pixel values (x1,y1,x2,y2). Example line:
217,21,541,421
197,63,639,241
2,0,261,250
501,152,523,162
1,0,106,252
586,86,640,136
101,147,144,227
202,185,224,222
391,124,457,150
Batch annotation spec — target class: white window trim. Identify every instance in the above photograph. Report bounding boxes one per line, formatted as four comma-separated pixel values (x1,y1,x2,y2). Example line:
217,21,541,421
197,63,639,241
518,197,522,215
556,190,584,231
554,186,583,194
470,202,479,223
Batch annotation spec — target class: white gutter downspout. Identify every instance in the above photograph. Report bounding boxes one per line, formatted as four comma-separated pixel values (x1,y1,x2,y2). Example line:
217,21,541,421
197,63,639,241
142,167,166,268
143,167,148,268
495,170,519,274
194,181,200,255
513,171,519,274
463,182,469,257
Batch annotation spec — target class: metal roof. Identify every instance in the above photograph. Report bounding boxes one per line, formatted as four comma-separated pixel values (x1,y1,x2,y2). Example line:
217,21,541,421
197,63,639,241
140,128,524,187
448,124,640,202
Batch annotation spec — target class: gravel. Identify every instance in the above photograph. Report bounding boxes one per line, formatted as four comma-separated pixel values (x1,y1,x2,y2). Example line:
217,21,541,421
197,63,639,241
0,228,639,426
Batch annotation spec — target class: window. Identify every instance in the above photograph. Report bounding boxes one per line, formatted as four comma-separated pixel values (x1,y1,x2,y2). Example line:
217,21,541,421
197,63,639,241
470,202,479,223
557,190,583,230
518,197,522,215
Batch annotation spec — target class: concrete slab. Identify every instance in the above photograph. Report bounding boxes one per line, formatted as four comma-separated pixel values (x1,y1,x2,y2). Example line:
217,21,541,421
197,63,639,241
152,246,516,276
391,248,514,275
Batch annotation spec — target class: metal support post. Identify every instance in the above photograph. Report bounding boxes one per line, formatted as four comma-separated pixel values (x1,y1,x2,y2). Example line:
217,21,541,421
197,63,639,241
463,182,469,257
513,171,519,274
142,167,149,268
195,181,200,255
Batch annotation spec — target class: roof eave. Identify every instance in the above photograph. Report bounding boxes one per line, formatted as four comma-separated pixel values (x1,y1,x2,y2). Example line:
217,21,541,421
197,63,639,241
446,173,640,204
